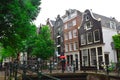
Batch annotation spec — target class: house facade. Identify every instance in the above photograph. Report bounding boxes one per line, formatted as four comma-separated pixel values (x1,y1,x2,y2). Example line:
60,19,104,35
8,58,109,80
79,9,120,70
62,9,82,70
53,15,64,57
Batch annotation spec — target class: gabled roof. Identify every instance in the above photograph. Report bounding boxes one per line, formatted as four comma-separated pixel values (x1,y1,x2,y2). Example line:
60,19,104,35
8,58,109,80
84,9,120,30
93,13,120,30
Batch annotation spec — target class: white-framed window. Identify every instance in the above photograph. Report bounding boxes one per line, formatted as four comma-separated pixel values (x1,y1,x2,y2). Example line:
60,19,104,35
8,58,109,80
93,29,100,42
87,32,93,44
67,21,73,28
69,43,72,51
81,34,86,45
73,20,76,26
84,22,92,30
64,33,68,40
90,48,97,66
64,24,67,29
73,29,77,38
82,49,88,66
69,31,72,39
65,44,69,52
110,21,116,29
74,42,78,50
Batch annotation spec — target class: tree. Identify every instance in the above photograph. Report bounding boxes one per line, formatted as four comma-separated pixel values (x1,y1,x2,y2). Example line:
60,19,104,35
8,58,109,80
113,34,120,49
0,0,41,58
113,34,120,61
32,25,55,60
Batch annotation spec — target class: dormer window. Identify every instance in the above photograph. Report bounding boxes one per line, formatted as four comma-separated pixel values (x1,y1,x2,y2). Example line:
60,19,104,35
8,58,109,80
110,21,116,29
84,21,92,30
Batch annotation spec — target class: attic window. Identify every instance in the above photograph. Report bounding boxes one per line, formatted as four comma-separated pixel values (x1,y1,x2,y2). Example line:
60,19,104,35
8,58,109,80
85,15,89,21
84,21,92,30
110,21,116,29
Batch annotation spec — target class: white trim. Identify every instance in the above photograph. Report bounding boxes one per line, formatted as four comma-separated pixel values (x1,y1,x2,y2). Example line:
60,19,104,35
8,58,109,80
93,29,100,43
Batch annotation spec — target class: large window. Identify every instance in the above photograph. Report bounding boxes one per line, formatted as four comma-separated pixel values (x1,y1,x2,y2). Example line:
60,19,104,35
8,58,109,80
67,21,73,28
90,48,96,66
73,20,76,26
64,24,67,29
94,30,100,42
73,29,77,38
69,31,72,39
69,43,72,51
82,49,88,66
74,42,78,50
84,22,92,30
81,34,86,45
64,33,68,40
65,44,69,52
87,32,93,44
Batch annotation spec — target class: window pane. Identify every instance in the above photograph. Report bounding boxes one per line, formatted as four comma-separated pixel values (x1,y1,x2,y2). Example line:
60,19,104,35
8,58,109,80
94,30,100,42
97,47,102,55
81,34,86,45
90,48,96,66
87,32,93,44
82,49,88,66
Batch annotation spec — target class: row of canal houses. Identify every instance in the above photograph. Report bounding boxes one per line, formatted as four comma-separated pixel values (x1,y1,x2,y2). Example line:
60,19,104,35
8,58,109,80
46,9,120,70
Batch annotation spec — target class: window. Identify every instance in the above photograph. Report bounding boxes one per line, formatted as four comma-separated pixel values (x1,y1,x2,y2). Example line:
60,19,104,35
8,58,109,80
87,32,93,44
64,24,67,29
69,31,72,39
90,48,97,66
71,43,74,51
73,29,77,38
84,22,92,30
85,15,89,21
94,30,100,42
82,49,88,66
65,44,69,52
73,20,76,26
69,43,72,51
81,34,86,45
64,33,68,40
67,21,73,28
97,47,102,55
74,42,78,50
110,21,116,29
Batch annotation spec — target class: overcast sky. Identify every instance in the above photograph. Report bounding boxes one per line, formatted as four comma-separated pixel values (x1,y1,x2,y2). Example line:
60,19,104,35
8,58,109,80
34,0,120,27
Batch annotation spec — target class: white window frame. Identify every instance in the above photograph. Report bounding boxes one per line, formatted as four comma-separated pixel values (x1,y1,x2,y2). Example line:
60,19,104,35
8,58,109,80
73,20,76,26
73,29,77,38
87,32,93,44
90,48,97,66
69,31,72,39
65,44,69,52
110,21,116,29
82,49,88,66
64,33,68,40
81,34,86,45
84,22,92,30
93,29,100,43
69,43,72,51
64,24,67,29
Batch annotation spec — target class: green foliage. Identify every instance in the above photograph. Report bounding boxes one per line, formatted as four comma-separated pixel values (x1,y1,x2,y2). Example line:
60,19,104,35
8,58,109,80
112,34,120,50
32,25,55,60
0,0,41,58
